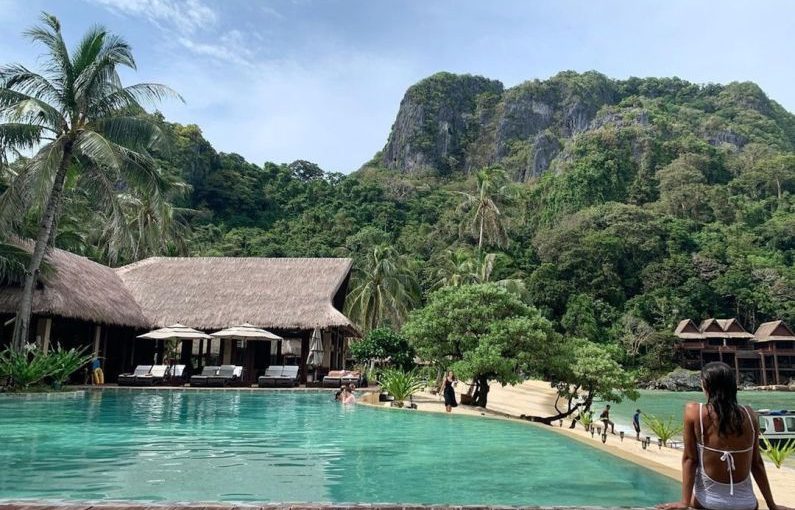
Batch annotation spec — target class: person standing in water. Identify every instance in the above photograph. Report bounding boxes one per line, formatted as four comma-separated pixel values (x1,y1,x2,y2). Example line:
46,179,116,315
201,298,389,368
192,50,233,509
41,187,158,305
441,371,458,412
657,361,792,510
633,409,642,440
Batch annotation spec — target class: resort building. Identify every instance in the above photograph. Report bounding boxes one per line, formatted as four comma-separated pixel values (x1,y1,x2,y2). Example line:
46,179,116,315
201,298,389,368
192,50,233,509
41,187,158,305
675,318,795,385
0,247,359,384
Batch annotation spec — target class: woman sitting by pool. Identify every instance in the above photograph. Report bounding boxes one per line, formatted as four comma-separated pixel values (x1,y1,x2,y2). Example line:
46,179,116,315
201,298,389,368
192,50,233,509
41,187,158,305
658,361,792,510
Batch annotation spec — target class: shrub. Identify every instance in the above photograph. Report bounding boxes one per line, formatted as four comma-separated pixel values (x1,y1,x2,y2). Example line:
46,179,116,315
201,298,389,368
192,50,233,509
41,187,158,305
580,410,594,431
0,344,91,391
761,437,795,468
644,414,684,445
379,368,425,407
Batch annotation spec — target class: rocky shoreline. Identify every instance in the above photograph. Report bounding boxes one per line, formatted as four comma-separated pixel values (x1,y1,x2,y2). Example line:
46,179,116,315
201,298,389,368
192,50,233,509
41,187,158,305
643,368,795,392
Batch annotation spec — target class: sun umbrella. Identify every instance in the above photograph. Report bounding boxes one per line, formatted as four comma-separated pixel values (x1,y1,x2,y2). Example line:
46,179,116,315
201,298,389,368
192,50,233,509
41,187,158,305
137,324,212,340
209,323,282,341
306,328,324,366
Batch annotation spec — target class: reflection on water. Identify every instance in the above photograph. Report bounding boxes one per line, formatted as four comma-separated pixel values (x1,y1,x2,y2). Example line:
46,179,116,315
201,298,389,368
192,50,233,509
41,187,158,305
0,390,679,506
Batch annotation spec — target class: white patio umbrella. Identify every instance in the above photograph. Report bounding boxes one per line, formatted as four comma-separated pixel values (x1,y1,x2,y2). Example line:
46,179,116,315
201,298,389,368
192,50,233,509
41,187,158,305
306,328,324,366
209,323,282,341
137,324,212,367
137,324,213,341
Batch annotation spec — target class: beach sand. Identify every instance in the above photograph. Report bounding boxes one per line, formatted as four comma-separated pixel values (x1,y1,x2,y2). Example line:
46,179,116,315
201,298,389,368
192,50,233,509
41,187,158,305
369,380,795,508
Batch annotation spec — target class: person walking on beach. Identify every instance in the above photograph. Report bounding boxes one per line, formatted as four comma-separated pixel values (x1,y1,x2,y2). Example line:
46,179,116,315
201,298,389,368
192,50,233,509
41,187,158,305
441,370,458,412
657,361,793,510
600,404,615,434
633,409,642,440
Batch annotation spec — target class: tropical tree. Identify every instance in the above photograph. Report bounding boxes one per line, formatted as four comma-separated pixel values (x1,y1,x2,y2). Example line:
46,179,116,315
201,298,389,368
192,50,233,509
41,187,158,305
346,244,420,332
456,166,510,249
0,13,179,349
403,283,557,407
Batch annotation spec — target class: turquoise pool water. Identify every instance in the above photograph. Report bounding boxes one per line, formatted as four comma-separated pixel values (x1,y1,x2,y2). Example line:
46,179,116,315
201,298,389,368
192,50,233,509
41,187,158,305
0,390,679,506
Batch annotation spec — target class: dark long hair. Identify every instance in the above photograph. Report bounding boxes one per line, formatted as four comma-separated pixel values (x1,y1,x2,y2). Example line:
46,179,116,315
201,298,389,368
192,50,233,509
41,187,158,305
701,361,744,436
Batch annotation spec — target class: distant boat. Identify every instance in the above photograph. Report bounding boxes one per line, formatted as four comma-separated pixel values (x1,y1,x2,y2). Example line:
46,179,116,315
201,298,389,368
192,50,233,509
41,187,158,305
757,409,795,447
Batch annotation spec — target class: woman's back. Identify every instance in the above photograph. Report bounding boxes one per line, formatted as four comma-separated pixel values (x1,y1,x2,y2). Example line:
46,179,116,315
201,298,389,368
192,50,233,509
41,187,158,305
697,403,756,484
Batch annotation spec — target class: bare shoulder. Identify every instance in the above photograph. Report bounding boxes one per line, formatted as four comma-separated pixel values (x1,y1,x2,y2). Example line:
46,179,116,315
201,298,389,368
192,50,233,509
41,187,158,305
683,402,700,421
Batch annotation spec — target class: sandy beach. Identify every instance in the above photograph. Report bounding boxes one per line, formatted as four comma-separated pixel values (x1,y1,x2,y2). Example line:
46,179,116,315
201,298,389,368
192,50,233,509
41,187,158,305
367,380,795,508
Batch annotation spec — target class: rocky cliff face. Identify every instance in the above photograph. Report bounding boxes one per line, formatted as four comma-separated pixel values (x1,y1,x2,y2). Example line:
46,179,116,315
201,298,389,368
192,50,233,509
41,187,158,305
378,71,793,182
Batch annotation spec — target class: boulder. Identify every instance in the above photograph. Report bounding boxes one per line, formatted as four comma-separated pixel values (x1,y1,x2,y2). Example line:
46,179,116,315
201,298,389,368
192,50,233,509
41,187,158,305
647,368,701,391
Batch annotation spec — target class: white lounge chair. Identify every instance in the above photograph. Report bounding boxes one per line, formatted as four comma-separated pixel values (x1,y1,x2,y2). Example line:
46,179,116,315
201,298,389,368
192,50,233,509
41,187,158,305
118,365,151,386
190,365,219,387
207,365,240,386
136,365,167,386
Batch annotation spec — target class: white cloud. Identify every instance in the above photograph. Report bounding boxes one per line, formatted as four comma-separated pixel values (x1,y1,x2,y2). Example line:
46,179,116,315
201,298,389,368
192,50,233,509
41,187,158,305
87,0,217,34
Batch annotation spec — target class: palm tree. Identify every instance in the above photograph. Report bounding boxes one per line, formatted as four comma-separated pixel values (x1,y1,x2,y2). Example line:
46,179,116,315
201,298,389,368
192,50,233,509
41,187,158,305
456,167,510,249
346,245,420,333
0,13,179,349
430,247,479,289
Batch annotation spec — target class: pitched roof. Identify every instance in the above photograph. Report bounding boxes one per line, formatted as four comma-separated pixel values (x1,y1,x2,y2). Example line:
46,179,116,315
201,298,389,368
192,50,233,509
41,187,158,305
116,257,357,334
0,246,148,328
753,321,795,343
674,319,704,339
699,318,754,338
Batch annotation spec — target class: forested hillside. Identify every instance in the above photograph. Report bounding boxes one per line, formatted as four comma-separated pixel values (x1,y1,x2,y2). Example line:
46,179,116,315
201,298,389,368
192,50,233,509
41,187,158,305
4,71,794,375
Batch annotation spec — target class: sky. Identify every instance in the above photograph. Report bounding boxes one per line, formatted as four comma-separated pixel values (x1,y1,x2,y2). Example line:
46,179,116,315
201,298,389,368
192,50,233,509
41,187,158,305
1,0,794,173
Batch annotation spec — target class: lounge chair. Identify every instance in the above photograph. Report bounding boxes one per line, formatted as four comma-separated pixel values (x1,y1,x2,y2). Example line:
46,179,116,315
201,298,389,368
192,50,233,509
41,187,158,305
118,365,151,386
258,365,299,387
207,364,240,387
190,365,219,387
168,364,187,384
136,365,168,386
323,370,361,388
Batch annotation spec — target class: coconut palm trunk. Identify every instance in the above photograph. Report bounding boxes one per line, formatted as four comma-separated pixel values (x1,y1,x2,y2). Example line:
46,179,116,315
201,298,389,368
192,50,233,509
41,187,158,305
10,140,73,349
1,13,179,349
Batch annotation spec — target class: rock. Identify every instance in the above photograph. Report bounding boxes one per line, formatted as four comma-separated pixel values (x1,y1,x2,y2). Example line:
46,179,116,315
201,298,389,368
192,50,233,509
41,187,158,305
647,368,702,391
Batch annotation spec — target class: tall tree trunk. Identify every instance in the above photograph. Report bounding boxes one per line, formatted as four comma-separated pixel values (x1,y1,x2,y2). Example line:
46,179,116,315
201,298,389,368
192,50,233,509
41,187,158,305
478,215,484,250
11,141,73,350
472,374,489,407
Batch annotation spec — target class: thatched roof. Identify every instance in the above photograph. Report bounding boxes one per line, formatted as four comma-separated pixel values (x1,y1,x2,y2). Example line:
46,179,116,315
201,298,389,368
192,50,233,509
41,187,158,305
116,257,357,334
753,321,795,343
674,319,703,340
698,318,754,339
0,246,148,328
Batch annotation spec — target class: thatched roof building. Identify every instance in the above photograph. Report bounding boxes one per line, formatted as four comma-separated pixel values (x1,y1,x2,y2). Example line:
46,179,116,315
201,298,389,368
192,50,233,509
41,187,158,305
753,320,795,343
0,246,147,328
674,319,703,340
698,318,754,339
116,257,357,334
1,249,356,335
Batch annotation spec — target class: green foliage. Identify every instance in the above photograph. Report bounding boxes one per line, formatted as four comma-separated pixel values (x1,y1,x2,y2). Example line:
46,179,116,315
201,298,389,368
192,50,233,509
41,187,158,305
403,283,557,406
379,368,425,406
349,328,415,370
760,436,795,469
579,410,594,430
0,343,91,390
643,414,684,445
48,344,93,385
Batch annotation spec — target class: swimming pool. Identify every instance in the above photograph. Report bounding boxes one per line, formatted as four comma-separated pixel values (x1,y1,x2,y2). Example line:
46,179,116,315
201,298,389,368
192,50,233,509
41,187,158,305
0,390,679,506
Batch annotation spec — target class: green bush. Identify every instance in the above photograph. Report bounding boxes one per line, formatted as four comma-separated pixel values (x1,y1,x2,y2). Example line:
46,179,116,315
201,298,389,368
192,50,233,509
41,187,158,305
580,410,594,430
49,345,93,386
644,414,684,445
379,368,425,407
761,437,795,468
0,344,91,391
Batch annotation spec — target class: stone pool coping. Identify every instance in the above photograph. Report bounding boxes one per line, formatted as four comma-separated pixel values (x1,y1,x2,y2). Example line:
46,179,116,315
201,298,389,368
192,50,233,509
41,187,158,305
0,390,86,400
0,503,654,510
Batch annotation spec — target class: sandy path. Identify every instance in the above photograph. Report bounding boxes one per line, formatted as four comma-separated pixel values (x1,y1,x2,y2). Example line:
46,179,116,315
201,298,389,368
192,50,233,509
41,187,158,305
368,380,795,508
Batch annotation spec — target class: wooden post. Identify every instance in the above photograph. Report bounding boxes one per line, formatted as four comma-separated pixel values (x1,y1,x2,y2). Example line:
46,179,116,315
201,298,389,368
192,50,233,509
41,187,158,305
734,355,740,385
92,325,102,357
760,355,768,386
773,354,780,385
39,317,52,354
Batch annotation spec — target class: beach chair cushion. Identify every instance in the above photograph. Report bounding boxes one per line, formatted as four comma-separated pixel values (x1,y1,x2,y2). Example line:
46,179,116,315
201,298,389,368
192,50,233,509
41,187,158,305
170,365,186,378
134,365,152,376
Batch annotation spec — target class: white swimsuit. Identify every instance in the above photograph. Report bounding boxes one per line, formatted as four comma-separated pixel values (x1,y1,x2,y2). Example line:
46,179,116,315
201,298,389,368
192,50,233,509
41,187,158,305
693,403,757,510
